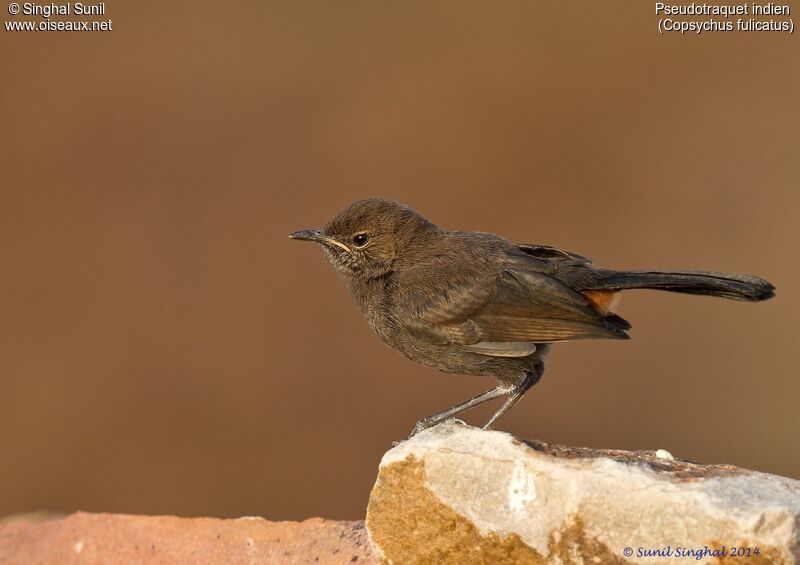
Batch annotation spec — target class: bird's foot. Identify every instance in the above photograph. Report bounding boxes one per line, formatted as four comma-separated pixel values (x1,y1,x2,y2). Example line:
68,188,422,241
391,417,468,447
409,418,433,438
409,416,467,438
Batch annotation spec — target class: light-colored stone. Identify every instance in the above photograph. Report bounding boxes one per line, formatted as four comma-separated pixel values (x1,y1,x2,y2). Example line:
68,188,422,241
366,422,800,564
0,512,376,564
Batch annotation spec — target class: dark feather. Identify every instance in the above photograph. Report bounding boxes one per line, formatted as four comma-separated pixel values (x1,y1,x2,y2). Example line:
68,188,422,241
395,260,629,349
589,269,775,301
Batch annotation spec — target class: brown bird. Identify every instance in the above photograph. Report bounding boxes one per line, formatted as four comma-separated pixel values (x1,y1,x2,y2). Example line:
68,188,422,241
290,198,774,435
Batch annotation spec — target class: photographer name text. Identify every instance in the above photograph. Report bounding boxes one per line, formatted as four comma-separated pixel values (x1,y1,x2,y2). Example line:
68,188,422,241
18,2,105,17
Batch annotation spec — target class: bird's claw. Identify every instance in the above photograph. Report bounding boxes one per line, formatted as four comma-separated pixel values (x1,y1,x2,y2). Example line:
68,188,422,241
391,417,470,447
410,419,432,437
408,416,468,438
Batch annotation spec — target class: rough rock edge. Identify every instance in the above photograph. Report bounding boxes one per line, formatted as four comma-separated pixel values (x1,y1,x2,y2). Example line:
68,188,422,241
367,422,799,564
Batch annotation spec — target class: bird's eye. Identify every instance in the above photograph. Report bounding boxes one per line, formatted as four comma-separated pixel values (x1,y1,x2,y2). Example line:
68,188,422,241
352,233,370,247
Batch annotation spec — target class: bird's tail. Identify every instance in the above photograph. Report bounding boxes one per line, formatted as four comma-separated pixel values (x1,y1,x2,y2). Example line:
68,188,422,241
589,269,775,302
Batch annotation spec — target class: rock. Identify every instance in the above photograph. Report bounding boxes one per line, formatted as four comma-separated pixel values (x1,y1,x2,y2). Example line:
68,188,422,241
366,422,800,564
0,512,376,564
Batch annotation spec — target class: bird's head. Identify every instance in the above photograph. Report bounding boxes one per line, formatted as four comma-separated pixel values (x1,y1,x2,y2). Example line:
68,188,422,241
290,198,439,280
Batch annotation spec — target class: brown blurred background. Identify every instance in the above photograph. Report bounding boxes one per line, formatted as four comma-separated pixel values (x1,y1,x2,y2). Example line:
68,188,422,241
0,1,798,521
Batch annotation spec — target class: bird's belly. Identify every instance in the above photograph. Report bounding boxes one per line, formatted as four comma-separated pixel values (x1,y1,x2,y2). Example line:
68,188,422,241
368,315,534,382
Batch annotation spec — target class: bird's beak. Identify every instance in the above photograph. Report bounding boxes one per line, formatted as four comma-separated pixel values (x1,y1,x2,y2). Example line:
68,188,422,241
289,229,351,253
289,228,324,242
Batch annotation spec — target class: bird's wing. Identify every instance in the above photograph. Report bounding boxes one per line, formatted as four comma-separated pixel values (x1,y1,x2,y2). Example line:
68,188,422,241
514,243,594,266
394,262,628,355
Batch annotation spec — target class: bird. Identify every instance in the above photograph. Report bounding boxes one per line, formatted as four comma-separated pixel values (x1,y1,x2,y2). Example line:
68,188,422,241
289,198,775,435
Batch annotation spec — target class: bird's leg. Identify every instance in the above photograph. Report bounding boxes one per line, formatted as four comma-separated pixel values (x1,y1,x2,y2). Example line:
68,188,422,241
482,363,544,430
410,383,513,437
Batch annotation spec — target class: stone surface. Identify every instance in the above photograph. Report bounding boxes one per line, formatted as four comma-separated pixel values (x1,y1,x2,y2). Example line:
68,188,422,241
366,422,800,564
0,512,376,564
